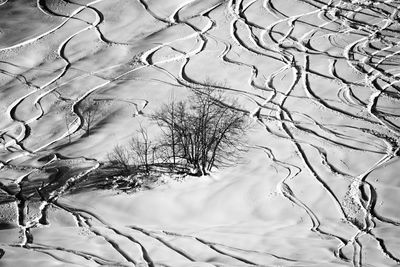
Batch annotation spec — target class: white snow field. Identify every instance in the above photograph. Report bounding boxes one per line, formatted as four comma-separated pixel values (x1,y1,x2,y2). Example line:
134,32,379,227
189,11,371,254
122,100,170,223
1,0,400,266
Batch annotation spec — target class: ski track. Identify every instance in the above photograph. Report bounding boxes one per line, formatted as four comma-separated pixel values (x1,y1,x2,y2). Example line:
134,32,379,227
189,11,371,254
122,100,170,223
1,0,400,266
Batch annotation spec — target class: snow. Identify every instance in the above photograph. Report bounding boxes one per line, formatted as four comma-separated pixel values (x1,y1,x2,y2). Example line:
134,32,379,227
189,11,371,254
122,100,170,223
1,0,400,266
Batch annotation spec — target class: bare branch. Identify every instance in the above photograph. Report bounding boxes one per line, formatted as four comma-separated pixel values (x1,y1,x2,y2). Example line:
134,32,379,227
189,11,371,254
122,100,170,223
151,84,248,175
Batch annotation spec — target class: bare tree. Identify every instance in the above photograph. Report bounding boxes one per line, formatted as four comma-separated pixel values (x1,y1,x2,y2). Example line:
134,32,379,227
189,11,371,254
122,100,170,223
56,99,75,143
107,144,131,174
170,93,176,167
152,86,248,175
107,125,157,175
79,98,102,137
129,125,154,173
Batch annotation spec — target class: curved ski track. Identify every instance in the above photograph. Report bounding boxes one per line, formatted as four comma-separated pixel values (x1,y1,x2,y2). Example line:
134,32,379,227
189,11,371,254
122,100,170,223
1,0,400,266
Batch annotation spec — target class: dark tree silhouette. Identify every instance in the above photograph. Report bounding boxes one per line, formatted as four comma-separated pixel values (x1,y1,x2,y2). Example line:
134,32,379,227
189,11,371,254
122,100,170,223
79,98,102,137
107,144,130,174
129,125,154,173
108,125,156,174
56,100,75,143
152,87,248,175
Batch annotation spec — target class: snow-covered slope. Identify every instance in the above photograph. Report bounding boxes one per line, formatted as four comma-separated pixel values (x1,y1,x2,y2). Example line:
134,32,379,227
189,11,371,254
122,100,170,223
1,0,400,266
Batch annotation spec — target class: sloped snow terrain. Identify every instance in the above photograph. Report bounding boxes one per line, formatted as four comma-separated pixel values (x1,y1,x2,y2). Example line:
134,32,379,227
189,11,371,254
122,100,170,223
1,0,400,266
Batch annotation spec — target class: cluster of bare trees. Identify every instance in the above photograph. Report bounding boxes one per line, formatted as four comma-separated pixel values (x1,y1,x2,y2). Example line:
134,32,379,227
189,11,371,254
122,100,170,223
107,125,155,174
152,88,247,175
108,87,248,176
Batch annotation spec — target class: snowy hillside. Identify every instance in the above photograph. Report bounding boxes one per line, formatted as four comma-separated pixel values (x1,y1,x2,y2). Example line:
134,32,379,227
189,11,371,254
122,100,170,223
1,0,400,266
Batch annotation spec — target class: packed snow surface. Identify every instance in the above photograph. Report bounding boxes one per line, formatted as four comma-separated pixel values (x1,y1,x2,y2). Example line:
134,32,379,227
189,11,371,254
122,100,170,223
1,0,400,266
